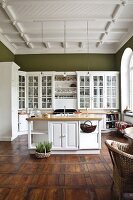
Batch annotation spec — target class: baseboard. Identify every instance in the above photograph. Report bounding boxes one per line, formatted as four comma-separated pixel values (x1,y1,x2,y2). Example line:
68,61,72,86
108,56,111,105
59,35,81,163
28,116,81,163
0,136,12,141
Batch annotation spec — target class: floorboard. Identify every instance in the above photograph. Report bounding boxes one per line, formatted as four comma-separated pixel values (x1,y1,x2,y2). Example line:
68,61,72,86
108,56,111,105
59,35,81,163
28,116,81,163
0,131,133,200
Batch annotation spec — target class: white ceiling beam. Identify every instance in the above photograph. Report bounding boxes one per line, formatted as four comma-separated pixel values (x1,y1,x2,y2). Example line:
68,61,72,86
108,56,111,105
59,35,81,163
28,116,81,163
1,17,133,23
1,28,128,35
1,2,34,48
97,1,127,48
4,0,127,5
11,39,120,44
4,0,133,5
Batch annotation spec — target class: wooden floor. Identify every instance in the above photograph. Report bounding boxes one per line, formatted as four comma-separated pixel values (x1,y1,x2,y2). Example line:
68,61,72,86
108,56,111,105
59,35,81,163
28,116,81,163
0,132,133,200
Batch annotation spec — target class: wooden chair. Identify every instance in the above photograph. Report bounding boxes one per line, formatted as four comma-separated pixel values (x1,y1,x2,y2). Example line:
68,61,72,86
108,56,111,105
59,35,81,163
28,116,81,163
105,139,133,200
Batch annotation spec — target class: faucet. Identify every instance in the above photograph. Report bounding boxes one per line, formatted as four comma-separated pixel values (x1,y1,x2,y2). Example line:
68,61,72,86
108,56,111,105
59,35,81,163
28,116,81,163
64,106,66,116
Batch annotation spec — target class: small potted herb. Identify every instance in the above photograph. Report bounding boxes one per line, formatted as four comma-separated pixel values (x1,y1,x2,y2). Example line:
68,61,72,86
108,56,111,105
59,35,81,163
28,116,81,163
35,141,52,158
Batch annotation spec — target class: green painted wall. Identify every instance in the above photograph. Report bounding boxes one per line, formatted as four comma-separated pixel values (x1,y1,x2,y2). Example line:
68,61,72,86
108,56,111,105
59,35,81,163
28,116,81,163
0,42,14,61
15,53,116,71
115,36,133,69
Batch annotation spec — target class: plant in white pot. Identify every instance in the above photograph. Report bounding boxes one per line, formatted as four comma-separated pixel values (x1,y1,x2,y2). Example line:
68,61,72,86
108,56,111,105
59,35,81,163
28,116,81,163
35,141,52,158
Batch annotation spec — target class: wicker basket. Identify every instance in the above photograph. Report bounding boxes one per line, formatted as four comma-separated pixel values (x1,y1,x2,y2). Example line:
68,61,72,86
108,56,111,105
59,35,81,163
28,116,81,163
35,151,51,159
80,120,97,133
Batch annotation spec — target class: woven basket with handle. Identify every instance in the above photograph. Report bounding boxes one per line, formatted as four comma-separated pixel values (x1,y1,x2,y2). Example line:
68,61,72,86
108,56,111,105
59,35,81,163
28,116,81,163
35,151,51,158
80,120,97,133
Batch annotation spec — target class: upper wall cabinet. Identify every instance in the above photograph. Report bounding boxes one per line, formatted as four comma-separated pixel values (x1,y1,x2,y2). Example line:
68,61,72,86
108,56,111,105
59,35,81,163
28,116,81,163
77,73,104,109
105,75,119,108
27,73,40,109
18,71,54,110
18,70,119,110
77,71,119,109
41,73,54,109
18,71,26,109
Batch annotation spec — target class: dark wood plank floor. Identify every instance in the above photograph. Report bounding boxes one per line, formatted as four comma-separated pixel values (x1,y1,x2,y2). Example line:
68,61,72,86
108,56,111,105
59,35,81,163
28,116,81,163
0,132,133,200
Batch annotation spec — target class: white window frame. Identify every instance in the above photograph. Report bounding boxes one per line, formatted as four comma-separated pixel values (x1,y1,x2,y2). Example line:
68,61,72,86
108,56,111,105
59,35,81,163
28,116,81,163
129,54,133,111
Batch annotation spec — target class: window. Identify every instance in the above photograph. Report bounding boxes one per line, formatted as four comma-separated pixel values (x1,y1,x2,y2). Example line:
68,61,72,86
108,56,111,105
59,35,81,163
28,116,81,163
121,48,132,113
130,54,133,110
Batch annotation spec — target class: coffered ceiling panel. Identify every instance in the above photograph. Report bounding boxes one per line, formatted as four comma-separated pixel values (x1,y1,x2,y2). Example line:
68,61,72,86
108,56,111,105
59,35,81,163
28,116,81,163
0,0,133,54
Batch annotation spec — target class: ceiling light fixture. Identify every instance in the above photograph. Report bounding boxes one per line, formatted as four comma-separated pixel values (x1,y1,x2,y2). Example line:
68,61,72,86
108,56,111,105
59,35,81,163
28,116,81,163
42,22,44,47
26,42,33,49
2,1,6,8
121,0,127,6
64,21,66,54
13,20,16,26
87,20,90,73
20,32,24,37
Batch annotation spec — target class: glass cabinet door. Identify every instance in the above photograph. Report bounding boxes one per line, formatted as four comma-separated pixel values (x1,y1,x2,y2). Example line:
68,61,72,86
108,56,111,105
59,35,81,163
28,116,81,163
92,76,104,108
42,76,52,108
106,75,117,108
28,76,39,108
79,76,91,108
19,75,26,109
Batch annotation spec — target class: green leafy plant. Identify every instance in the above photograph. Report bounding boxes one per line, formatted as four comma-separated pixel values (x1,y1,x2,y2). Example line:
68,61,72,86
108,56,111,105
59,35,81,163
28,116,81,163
36,141,52,153
44,141,52,153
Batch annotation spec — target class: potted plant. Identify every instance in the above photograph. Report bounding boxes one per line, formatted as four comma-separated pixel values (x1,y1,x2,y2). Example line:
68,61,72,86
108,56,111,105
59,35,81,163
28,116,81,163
35,141,52,158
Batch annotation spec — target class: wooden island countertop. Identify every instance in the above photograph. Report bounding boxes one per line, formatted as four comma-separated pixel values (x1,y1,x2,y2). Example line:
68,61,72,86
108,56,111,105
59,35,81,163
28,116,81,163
26,113,102,121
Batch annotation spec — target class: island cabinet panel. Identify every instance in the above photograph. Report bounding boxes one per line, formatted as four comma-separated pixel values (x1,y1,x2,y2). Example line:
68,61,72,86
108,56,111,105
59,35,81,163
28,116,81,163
65,122,78,149
48,121,78,150
79,120,101,149
49,122,62,148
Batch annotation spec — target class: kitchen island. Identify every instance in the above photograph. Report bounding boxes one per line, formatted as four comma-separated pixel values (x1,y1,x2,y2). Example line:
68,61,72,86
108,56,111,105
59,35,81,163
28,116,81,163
27,114,102,154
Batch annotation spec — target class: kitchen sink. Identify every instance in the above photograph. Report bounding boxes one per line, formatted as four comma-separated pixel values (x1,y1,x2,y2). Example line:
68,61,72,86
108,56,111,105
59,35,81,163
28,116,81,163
54,113,75,117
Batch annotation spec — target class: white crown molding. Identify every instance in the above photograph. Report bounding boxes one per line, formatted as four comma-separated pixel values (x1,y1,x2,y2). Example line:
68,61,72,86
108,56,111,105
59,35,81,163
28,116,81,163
0,33,16,54
115,28,133,53
15,46,115,54
0,31,123,55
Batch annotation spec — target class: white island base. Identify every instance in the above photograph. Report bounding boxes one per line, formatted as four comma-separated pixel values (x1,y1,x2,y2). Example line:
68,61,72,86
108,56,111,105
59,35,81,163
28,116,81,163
27,114,102,154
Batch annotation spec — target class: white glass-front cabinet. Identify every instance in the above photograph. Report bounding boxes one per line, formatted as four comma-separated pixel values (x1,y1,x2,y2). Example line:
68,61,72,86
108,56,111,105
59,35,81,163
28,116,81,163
79,75,91,108
18,71,26,109
77,72,104,109
77,71,119,109
92,75,104,108
26,72,54,109
41,74,53,109
105,74,119,109
27,73,39,109
18,71,119,110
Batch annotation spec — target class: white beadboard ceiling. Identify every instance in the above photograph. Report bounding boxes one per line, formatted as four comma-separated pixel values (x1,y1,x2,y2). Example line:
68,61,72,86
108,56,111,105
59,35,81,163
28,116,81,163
0,0,133,54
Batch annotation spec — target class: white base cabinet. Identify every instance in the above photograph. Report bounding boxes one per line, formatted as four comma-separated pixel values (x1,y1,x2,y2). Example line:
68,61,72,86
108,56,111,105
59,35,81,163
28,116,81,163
27,118,101,154
18,113,29,133
48,121,78,150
